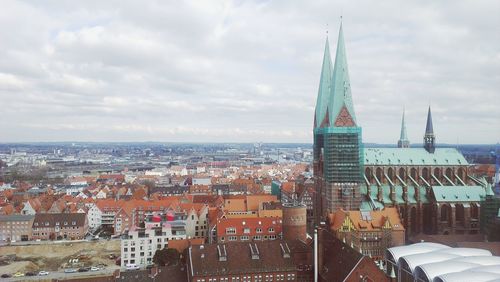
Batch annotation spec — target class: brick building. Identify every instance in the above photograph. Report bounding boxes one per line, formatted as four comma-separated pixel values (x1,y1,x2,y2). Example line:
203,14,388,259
32,213,88,240
187,240,297,282
328,207,405,260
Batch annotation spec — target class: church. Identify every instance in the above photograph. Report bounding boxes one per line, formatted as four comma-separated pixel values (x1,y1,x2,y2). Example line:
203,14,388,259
313,23,495,238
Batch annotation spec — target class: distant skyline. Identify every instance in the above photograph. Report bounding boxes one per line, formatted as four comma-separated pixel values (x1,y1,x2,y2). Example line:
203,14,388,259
1,0,499,143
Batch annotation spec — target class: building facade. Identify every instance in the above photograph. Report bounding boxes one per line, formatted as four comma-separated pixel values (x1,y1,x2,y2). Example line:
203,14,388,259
0,214,35,242
120,217,187,267
328,207,405,260
31,213,88,240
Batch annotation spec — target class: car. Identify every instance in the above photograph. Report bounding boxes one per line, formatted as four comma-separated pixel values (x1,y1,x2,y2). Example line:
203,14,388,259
25,272,36,276
78,267,89,272
1,274,12,278
90,266,100,271
38,271,50,276
13,272,24,277
125,263,140,271
64,268,77,273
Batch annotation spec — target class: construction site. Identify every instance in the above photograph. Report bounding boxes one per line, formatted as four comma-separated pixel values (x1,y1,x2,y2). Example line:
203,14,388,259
0,240,120,275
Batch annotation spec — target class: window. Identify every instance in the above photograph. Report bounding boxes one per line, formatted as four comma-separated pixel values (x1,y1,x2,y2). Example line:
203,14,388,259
226,227,236,234
243,228,250,234
253,235,262,240
240,235,249,241
228,236,237,241
268,227,274,233
256,228,262,233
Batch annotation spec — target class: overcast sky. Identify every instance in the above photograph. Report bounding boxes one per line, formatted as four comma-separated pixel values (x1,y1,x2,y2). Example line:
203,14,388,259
0,0,499,144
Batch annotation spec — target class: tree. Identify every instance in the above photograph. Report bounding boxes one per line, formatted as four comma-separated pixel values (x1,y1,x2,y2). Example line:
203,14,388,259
152,248,180,266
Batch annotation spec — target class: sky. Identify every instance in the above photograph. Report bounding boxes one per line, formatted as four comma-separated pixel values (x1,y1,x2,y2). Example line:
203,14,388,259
0,0,499,144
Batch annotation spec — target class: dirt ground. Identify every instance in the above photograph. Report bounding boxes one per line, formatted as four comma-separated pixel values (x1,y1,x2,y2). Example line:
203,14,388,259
0,240,120,274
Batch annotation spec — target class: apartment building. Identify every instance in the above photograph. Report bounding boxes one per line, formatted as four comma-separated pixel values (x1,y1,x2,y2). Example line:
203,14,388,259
212,217,282,243
120,216,187,267
0,214,35,242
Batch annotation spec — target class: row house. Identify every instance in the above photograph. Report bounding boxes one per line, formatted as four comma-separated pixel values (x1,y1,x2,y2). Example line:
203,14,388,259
32,213,88,240
212,216,283,244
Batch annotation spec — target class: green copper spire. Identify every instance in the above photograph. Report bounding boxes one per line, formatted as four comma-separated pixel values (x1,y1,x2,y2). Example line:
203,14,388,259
328,23,357,126
398,108,410,148
314,37,333,128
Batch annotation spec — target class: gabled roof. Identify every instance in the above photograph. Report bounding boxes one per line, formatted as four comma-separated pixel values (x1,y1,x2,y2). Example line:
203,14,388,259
329,207,404,232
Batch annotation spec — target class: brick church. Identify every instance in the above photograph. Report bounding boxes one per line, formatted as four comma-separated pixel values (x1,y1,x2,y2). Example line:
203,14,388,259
313,23,495,241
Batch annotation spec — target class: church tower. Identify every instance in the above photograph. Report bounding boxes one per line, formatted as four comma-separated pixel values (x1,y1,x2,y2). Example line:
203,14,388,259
397,108,410,148
314,24,363,224
424,106,435,153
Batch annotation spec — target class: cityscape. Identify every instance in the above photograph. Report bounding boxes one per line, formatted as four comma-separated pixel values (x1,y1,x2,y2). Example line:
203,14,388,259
1,1,499,282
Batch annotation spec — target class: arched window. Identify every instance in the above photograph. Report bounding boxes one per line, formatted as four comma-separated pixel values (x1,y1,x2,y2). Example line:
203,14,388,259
399,168,406,182
411,168,418,180
458,168,466,181
433,168,441,179
422,168,429,181
365,168,373,184
376,167,383,183
388,168,394,182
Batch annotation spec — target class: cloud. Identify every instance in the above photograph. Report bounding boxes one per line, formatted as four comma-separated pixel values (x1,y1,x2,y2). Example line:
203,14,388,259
0,0,498,143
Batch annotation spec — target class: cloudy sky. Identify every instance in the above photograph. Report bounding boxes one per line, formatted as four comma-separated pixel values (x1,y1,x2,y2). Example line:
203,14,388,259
1,0,499,144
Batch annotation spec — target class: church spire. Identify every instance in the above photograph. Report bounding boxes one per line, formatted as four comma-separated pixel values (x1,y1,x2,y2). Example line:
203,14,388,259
424,106,435,153
329,22,357,127
397,108,410,148
314,37,333,128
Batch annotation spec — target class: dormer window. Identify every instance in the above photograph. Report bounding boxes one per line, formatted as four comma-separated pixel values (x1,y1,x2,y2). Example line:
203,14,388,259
64,222,68,226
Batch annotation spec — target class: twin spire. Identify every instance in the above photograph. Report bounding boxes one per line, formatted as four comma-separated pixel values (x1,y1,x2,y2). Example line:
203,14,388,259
314,23,357,129
397,106,436,152
313,23,436,153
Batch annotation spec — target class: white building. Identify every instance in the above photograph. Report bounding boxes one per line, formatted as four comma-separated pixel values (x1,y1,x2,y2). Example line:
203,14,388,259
87,204,102,230
120,220,187,267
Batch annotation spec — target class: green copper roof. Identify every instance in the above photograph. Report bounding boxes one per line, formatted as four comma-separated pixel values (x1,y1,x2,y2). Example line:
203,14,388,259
328,23,357,125
431,186,486,202
364,148,468,166
399,109,409,141
314,37,333,128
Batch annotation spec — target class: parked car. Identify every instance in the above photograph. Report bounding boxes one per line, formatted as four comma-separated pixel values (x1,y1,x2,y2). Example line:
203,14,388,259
1,274,12,278
38,271,50,276
25,272,36,276
64,268,77,273
78,267,89,272
125,263,140,270
13,272,24,277
90,266,100,272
